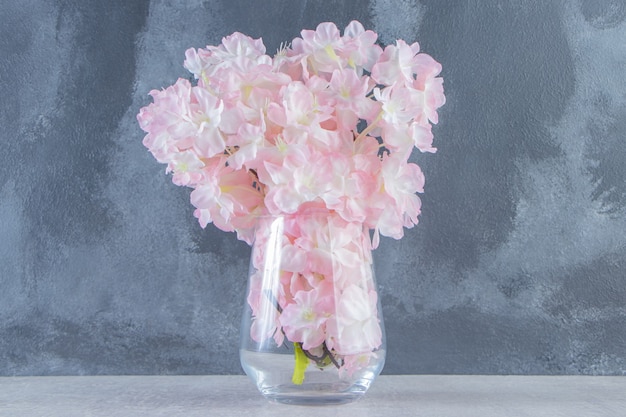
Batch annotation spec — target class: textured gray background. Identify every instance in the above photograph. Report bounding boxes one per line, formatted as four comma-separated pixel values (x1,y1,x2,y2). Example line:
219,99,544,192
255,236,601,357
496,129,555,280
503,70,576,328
1,0,625,376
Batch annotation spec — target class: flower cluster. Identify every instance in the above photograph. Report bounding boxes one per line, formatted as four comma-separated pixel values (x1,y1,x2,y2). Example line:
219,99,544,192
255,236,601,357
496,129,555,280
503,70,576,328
247,212,382,377
138,21,444,382
137,21,445,247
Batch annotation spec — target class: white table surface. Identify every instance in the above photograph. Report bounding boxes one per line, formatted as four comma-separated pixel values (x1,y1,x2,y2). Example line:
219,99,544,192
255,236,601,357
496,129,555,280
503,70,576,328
1,375,624,417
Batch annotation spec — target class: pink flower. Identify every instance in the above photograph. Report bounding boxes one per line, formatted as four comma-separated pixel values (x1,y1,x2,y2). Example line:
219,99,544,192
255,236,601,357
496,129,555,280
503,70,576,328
374,85,418,126
169,150,205,187
226,122,267,170
375,154,425,239
268,80,334,131
220,64,290,115
406,53,446,125
183,47,212,80
293,215,365,281
247,271,284,347
328,70,376,130
280,284,335,350
411,122,436,153
371,40,421,85
339,351,378,378
190,160,263,239
218,32,267,60
190,86,225,158
257,144,311,213
326,284,382,355
341,21,382,73
377,125,408,160
138,79,193,161
292,22,344,75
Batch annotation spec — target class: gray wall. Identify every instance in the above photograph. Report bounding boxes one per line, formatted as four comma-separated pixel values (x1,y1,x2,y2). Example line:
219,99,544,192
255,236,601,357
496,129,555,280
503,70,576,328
1,0,625,376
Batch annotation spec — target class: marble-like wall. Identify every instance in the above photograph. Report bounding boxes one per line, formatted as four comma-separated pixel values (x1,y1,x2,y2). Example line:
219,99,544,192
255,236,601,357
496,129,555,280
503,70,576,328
1,0,625,375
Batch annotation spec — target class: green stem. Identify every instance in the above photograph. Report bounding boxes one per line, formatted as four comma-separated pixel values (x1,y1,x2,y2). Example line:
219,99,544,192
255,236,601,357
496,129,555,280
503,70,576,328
292,343,309,385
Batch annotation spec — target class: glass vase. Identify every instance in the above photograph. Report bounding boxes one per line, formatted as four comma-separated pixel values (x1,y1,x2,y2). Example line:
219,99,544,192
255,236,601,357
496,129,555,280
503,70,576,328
240,211,386,405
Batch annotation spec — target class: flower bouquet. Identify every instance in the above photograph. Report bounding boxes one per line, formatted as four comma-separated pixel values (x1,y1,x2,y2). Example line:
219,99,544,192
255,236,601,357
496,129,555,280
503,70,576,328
137,21,444,404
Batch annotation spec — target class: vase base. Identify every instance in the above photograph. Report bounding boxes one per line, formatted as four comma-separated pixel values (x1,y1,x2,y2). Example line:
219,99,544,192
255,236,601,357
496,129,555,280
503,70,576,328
261,383,366,406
